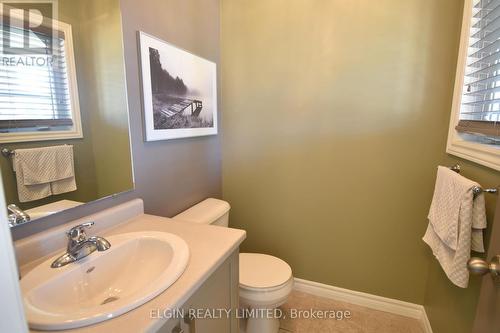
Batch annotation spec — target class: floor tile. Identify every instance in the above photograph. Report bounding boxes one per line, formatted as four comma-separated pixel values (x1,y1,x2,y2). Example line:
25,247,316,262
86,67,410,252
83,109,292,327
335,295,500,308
278,291,424,333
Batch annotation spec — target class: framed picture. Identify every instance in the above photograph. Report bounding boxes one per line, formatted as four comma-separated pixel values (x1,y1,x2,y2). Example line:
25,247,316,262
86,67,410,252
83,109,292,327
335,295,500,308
138,31,218,141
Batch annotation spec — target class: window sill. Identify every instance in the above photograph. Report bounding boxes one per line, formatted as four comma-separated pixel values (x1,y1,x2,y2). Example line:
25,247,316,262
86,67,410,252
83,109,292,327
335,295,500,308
446,135,500,171
0,128,83,144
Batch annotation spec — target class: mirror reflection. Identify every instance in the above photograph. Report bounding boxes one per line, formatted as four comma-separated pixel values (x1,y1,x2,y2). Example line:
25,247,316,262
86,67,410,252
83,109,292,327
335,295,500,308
0,0,134,225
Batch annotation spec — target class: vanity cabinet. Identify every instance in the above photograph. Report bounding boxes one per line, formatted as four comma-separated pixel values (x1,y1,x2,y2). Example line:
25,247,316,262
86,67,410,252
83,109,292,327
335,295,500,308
157,251,239,333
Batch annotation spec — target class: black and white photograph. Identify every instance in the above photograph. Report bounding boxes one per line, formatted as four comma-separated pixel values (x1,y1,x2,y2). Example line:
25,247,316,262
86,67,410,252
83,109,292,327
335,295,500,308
138,32,217,141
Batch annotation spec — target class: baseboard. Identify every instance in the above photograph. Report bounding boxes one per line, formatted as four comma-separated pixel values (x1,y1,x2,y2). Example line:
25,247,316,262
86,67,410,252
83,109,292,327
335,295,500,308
420,307,433,333
293,278,433,333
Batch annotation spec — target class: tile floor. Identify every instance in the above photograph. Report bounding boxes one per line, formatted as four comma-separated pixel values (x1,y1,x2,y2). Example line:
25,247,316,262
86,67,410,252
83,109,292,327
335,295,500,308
278,291,424,333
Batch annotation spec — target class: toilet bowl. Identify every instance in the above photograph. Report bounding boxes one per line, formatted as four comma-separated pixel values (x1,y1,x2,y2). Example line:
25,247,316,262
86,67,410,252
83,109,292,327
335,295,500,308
239,253,293,333
173,198,293,333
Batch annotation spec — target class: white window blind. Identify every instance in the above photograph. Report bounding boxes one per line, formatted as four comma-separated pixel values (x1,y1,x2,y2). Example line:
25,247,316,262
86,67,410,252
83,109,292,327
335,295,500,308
0,25,73,131
458,0,500,138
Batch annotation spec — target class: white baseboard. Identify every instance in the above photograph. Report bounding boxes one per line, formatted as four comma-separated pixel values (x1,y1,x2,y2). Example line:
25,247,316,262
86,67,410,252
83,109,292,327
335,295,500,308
293,278,433,333
420,309,433,333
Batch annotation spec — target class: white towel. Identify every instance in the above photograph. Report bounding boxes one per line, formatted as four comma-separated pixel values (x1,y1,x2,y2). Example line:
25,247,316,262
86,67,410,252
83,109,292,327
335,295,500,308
423,166,487,288
13,145,77,202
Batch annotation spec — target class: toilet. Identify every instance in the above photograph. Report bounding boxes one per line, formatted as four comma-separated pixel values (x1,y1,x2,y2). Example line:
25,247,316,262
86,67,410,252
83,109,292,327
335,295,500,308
173,198,293,333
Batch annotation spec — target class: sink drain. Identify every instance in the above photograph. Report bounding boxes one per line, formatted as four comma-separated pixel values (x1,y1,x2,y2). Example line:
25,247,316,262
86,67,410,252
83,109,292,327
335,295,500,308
101,296,119,305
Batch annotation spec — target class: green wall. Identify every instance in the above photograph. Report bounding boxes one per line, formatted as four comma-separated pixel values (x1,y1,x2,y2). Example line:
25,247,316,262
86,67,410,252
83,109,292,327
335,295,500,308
422,3,500,330
74,0,134,198
221,0,463,305
424,159,500,333
221,1,500,331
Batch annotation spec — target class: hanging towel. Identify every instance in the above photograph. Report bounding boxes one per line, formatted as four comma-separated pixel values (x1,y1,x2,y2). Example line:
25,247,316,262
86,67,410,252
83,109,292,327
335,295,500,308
12,163,51,202
51,176,78,195
423,166,487,288
13,145,77,202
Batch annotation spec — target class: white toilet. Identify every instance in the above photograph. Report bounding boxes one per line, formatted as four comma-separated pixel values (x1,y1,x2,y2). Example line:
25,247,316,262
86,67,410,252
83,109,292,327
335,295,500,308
173,198,293,333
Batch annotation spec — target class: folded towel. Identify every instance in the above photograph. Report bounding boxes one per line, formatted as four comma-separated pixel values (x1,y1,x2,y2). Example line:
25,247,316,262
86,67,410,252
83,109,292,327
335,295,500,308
13,145,77,202
423,166,487,288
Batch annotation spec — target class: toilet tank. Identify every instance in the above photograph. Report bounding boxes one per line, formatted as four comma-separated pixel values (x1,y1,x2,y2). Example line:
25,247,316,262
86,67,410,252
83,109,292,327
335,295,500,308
173,198,230,227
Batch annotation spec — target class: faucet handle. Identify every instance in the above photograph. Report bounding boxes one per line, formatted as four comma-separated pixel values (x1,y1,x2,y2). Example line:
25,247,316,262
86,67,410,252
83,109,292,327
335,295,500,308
67,222,94,242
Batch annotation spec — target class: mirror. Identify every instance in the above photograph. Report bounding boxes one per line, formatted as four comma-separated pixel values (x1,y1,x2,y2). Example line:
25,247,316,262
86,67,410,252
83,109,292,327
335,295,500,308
0,0,134,225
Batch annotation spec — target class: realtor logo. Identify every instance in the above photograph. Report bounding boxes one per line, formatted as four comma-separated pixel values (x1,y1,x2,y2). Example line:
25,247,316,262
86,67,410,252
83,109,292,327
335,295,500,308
1,0,57,55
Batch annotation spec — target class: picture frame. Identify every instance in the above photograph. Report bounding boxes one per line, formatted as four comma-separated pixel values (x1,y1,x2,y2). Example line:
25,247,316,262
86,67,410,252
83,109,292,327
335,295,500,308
138,31,218,141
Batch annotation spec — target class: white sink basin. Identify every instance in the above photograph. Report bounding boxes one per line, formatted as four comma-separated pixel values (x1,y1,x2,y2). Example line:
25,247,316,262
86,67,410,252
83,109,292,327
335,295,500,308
20,231,190,330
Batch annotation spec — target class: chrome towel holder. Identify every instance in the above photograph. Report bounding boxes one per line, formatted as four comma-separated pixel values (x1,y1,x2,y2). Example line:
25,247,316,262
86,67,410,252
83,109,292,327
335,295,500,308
1,148,14,158
450,164,498,196
1,145,71,158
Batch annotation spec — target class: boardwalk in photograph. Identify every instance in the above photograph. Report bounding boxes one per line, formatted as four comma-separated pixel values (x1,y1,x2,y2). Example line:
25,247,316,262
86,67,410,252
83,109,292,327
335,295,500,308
153,94,211,129
158,99,202,118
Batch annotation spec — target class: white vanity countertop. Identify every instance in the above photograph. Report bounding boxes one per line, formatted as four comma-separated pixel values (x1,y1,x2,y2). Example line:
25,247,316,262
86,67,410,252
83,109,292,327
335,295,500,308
21,213,246,333
25,200,83,221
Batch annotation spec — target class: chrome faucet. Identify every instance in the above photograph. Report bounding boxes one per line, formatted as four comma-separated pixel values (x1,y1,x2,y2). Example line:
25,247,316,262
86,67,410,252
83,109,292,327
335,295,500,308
7,204,30,227
51,222,111,268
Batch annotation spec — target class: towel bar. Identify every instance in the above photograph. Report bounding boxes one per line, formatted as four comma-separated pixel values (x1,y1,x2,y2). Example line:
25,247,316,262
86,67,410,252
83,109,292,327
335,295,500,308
1,145,70,158
450,164,498,196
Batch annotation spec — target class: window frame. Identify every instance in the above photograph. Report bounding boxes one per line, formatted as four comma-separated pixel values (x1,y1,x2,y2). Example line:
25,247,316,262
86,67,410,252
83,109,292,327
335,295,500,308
0,11,82,143
447,0,500,171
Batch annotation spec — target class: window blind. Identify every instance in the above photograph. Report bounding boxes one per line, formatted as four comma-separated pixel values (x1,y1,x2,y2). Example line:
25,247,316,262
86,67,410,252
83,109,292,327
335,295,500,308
0,24,73,131
458,0,500,138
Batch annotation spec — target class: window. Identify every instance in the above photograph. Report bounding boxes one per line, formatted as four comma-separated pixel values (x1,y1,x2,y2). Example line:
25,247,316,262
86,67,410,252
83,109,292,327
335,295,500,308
448,0,500,171
0,10,82,143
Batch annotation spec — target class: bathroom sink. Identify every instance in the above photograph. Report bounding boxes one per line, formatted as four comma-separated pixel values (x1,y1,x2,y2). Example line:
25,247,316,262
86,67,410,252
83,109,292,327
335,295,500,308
20,231,190,330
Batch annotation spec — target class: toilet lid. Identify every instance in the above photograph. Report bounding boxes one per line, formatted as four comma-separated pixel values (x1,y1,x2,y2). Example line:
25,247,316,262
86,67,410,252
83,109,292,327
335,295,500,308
239,253,292,289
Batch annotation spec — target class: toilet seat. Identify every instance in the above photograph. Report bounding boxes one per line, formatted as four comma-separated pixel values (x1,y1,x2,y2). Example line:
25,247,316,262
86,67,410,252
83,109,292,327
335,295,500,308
239,253,292,290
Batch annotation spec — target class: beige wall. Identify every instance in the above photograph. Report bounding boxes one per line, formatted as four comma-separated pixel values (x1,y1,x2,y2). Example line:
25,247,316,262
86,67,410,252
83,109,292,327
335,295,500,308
221,0,464,305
